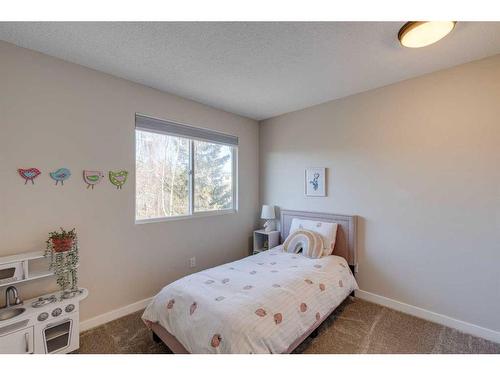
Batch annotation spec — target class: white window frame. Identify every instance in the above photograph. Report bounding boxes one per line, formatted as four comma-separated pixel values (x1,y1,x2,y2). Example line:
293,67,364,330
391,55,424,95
135,114,238,224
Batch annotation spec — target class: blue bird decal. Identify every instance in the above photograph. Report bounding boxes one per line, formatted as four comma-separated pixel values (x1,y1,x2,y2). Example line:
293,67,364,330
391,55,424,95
50,168,71,186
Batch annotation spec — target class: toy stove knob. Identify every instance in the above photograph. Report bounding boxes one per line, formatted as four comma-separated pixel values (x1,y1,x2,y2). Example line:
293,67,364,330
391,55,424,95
52,308,62,317
38,312,49,321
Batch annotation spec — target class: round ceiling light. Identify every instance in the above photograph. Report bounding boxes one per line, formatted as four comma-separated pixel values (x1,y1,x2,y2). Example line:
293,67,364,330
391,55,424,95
398,21,456,48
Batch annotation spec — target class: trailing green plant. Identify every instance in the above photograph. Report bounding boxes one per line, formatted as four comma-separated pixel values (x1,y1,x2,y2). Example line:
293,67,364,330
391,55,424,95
45,228,80,295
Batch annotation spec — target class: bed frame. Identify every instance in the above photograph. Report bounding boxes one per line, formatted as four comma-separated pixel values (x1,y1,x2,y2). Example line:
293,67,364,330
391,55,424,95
150,209,358,354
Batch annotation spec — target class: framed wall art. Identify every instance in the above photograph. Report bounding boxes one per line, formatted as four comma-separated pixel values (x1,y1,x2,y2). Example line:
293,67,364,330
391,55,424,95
305,167,326,197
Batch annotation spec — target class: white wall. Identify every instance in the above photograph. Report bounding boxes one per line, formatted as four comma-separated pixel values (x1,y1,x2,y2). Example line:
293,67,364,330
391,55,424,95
259,55,500,333
0,41,260,321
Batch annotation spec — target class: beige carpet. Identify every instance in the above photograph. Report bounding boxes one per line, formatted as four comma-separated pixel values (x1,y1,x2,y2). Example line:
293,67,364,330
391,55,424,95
77,297,500,354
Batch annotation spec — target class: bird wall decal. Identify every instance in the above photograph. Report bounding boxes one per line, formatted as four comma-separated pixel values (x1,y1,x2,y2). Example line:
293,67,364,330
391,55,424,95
50,168,71,186
83,170,104,189
18,168,41,184
109,170,128,189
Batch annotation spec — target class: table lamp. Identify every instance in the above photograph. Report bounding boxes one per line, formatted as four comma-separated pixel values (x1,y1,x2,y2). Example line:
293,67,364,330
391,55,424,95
261,205,276,232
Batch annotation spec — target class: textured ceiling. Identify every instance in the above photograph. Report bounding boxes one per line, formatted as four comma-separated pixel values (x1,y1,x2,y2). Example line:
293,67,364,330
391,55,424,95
1,22,500,120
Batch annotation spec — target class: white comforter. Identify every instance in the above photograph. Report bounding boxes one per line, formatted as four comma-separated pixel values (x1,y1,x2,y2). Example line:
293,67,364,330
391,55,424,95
142,246,358,354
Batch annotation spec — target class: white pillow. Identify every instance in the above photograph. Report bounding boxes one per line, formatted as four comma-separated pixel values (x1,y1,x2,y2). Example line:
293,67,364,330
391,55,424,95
283,230,324,259
288,218,338,256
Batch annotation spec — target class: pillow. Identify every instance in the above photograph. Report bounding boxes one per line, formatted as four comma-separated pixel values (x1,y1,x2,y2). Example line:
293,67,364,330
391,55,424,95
283,230,324,259
288,219,338,256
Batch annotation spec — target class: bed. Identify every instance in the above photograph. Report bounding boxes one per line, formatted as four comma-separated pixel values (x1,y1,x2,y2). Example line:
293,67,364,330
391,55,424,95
142,209,358,354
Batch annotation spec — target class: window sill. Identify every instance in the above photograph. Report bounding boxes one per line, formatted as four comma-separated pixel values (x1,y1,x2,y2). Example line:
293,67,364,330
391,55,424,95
135,209,237,224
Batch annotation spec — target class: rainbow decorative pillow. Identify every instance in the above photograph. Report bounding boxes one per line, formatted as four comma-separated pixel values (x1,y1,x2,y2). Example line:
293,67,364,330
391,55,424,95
289,219,338,256
283,229,324,259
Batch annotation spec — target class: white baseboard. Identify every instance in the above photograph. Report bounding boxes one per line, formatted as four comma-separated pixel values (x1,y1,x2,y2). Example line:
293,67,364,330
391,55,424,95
80,297,152,332
355,290,500,344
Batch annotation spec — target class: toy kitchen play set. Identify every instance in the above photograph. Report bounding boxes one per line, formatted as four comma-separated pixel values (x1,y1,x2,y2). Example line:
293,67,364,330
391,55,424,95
0,250,87,354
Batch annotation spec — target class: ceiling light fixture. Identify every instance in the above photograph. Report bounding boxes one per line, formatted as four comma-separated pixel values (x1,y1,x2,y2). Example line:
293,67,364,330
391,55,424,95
398,21,456,48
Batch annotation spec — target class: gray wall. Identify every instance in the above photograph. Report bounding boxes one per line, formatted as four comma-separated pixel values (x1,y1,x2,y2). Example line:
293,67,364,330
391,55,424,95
259,55,500,332
0,41,260,321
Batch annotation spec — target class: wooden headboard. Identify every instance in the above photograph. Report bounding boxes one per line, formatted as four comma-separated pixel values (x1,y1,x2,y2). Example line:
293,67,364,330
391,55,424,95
280,209,357,266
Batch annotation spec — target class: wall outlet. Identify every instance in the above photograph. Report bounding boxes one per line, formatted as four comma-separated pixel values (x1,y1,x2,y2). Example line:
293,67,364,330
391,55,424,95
189,257,196,268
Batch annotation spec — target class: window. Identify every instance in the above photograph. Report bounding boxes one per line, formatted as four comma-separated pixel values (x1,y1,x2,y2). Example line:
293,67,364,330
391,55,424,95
135,114,237,222
194,140,234,212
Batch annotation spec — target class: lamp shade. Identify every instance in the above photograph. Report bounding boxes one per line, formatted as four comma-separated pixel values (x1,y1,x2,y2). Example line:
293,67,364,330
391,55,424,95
261,205,276,220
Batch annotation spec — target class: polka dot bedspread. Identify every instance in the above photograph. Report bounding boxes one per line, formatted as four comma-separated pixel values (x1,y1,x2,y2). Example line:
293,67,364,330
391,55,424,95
142,246,358,353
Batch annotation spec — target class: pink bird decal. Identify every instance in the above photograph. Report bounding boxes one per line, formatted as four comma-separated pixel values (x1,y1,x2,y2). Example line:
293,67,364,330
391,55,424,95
18,168,41,184
83,170,104,189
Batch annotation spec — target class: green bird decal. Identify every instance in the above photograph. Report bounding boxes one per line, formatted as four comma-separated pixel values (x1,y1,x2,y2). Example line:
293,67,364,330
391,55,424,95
109,170,128,189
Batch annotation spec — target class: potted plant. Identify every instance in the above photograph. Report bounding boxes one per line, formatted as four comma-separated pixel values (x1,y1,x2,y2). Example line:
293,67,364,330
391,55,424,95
47,228,76,253
45,228,81,298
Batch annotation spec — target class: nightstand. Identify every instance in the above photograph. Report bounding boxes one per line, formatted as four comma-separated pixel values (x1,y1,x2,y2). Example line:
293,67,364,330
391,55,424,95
253,230,280,255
